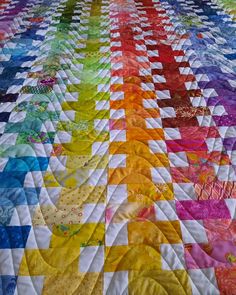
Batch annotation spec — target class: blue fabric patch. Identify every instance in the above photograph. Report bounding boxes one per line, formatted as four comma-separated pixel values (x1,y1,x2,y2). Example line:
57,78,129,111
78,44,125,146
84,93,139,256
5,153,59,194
0,188,40,206
0,188,40,225
0,172,27,188
0,205,15,226
4,119,42,133
225,53,236,60
0,226,31,249
0,113,10,122
0,79,25,92
4,157,49,172
0,276,17,295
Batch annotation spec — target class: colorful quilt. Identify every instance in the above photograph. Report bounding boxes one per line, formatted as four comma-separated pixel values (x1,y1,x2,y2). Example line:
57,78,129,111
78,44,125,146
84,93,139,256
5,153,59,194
0,0,236,294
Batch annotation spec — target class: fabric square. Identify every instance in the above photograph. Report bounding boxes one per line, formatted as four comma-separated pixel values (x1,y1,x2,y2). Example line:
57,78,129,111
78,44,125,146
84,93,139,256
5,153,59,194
0,249,24,275
59,111,75,122
146,118,162,129
48,156,67,172
143,99,159,109
40,121,57,133
168,152,189,167
153,74,166,83
8,112,27,123
205,138,224,152
160,107,176,118
148,140,167,153
9,206,35,226
0,94,18,103
188,268,220,295
107,184,128,204
147,50,159,57
94,119,109,132
156,90,171,99
4,157,49,172
96,100,110,110
110,130,126,142
109,154,126,168
82,203,105,223
0,226,31,249
164,128,181,140
79,246,104,273
173,183,197,201
14,276,44,295
25,226,54,249
0,112,10,122
106,222,128,246
180,220,208,243
151,167,172,183
97,84,110,92
218,126,236,138
39,188,61,205
150,62,163,69
197,115,215,127
32,143,53,157
190,96,207,107
0,134,18,145
24,171,44,188
213,164,236,181
154,200,178,221
141,83,155,91
92,141,109,156
0,276,17,295
88,169,107,186
110,92,124,101
176,200,231,220
208,105,226,116
104,271,128,295
161,244,186,270
110,109,125,119
215,266,236,295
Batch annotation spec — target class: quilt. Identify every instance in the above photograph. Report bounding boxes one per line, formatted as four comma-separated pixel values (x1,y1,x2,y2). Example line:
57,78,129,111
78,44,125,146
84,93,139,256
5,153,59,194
0,0,236,294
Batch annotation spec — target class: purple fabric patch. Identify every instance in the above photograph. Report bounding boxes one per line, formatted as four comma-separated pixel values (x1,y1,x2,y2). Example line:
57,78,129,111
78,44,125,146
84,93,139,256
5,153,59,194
213,115,236,127
176,200,231,220
223,137,236,151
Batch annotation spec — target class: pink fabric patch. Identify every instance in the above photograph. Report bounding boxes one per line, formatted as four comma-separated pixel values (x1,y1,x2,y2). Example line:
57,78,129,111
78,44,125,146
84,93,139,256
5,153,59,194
179,126,219,140
185,241,236,269
166,139,208,152
204,219,236,243
171,165,216,183
176,200,231,220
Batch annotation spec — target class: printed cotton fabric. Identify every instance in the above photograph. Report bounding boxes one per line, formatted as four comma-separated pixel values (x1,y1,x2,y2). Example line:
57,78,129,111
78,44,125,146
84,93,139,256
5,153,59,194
0,0,236,294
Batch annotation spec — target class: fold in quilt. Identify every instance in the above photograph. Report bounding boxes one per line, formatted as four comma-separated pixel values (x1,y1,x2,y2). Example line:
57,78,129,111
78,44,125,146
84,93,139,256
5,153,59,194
0,0,236,294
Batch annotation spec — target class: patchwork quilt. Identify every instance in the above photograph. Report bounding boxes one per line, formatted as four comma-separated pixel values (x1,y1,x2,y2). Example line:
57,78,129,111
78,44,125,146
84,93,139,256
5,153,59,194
0,0,236,294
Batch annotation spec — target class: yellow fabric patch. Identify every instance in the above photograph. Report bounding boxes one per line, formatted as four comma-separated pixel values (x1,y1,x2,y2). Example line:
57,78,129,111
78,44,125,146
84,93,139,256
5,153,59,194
59,186,106,205
128,221,182,246
104,245,162,272
42,272,103,295
43,169,89,188
66,155,108,169
32,205,83,226
127,183,174,203
50,223,105,248
19,248,80,276
129,270,192,295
